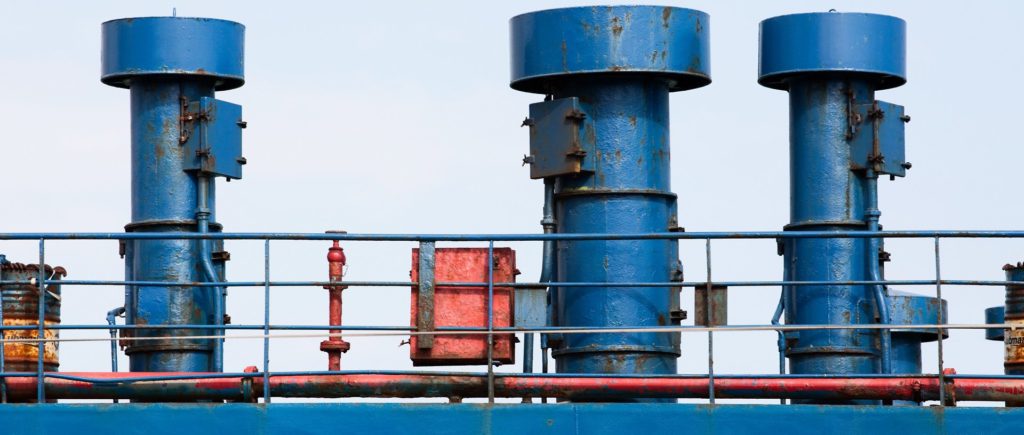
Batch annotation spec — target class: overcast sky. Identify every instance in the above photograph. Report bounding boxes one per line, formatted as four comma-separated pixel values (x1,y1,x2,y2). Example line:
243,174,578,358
0,1,1021,405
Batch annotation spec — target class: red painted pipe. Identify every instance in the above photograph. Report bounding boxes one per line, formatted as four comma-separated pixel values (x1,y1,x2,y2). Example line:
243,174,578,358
1,373,1022,402
319,239,350,371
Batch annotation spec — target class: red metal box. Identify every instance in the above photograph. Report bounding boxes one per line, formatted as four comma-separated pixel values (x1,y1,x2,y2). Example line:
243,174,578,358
410,247,516,366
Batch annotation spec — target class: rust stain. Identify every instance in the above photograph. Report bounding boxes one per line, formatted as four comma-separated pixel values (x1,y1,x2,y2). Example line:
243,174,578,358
662,7,672,28
561,40,568,72
629,115,637,127
1006,319,1024,366
611,17,623,37
3,319,59,366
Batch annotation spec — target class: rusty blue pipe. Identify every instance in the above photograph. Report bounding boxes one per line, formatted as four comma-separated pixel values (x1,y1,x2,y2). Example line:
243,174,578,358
196,175,226,372
528,179,557,378
759,12,906,401
865,168,893,375
101,17,244,373
510,5,709,392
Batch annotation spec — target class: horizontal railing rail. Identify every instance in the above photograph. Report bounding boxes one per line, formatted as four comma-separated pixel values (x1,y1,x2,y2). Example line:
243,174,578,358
0,231,1015,404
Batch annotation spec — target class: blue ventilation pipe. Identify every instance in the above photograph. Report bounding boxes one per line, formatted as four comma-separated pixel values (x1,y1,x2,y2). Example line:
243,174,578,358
510,6,709,389
101,17,245,372
759,12,906,397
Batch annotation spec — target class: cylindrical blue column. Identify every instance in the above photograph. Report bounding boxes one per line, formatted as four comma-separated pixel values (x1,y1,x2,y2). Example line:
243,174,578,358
511,6,709,385
759,12,906,389
784,78,877,376
101,17,244,372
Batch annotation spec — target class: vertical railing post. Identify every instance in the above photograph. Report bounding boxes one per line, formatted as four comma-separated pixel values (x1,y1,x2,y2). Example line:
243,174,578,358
934,237,946,405
263,239,271,403
487,241,495,404
416,242,436,350
0,255,6,404
705,238,715,404
36,239,45,402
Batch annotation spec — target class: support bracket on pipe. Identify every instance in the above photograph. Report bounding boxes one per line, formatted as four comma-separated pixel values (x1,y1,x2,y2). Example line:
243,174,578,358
523,97,595,180
182,97,247,180
849,100,909,177
695,284,727,327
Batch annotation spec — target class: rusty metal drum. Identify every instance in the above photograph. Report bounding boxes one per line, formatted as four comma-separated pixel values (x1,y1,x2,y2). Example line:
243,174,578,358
1,262,64,372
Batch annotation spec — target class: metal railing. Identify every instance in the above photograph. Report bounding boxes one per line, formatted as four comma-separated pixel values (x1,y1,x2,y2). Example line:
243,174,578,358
0,230,1019,404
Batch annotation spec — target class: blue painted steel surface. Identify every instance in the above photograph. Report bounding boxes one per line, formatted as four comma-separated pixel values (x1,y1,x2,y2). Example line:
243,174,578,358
781,79,879,379
3,230,1024,241
512,6,708,385
850,101,908,177
887,292,947,405
526,97,596,179
101,18,244,90
986,306,1005,341
888,292,947,340
760,12,910,396
102,17,245,373
759,13,906,90
0,403,1021,435
510,6,710,93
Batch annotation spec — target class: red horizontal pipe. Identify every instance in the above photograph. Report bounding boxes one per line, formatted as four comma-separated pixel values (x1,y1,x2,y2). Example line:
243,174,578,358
1,373,1021,402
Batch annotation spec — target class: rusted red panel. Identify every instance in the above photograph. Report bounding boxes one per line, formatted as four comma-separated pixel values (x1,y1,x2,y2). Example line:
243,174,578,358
410,248,516,366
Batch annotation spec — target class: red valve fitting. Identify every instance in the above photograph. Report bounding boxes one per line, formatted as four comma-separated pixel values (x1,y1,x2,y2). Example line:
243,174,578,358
321,234,350,371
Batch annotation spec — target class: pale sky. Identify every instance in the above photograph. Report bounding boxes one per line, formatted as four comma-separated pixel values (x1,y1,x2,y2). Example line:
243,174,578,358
1,1,1021,404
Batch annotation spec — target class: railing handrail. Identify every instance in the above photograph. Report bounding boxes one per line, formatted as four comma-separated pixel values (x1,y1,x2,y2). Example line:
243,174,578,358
1,230,1024,241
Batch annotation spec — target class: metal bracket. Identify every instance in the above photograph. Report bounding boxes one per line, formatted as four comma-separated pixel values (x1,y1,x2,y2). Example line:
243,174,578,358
523,97,596,179
514,285,546,328
942,368,958,406
849,100,910,177
695,284,728,327
182,96,246,180
416,242,436,349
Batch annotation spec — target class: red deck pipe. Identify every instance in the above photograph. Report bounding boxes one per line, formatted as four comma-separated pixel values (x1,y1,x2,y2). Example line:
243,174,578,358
2,373,1022,403
319,236,350,370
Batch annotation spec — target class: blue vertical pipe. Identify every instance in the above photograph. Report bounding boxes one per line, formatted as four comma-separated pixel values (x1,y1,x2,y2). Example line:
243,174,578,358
510,6,710,387
864,168,893,375
759,12,906,396
527,180,557,378
101,17,244,373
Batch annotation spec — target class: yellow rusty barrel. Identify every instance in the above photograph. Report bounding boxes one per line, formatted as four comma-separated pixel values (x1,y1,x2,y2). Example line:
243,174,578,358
1,262,64,372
